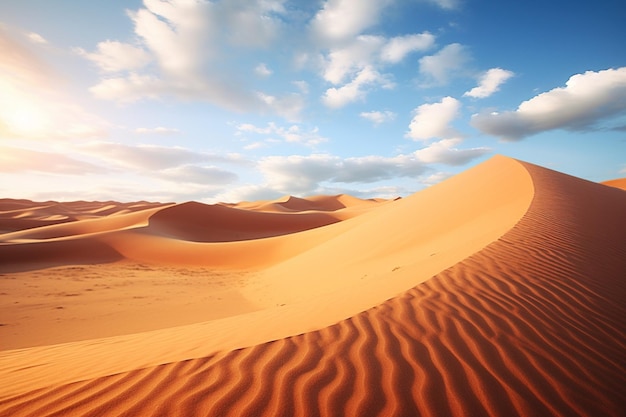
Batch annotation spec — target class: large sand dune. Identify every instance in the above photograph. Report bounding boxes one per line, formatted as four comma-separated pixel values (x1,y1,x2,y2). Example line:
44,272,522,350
0,156,624,416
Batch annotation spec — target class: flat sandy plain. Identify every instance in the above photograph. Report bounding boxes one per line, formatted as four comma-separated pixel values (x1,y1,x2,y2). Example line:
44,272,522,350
0,155,624,416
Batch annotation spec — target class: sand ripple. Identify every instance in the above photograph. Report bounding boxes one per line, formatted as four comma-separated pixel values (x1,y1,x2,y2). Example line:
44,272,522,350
1,160,624,416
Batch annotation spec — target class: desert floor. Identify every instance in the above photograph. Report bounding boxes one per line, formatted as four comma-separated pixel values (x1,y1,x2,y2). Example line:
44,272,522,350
0,155,624,416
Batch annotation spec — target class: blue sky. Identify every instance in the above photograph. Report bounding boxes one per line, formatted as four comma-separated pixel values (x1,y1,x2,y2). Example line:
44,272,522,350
1,0,625,202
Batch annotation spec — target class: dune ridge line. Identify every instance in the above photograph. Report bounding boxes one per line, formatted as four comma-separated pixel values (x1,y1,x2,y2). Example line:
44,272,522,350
1,156,625,416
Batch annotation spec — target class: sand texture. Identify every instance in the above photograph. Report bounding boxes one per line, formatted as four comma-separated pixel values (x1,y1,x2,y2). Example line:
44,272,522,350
0,156,624,416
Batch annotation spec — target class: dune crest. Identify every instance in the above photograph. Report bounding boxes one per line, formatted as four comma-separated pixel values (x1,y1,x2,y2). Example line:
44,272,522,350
0,155,533,394
1,156,625,416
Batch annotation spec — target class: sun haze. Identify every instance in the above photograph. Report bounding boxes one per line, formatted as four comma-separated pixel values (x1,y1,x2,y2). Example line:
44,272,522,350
0,1,625,416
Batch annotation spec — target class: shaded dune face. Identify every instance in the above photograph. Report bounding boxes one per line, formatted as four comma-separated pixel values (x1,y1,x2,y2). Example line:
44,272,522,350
0,195,381,272
1,158,625,416
144,201,344,242
0,200,168,233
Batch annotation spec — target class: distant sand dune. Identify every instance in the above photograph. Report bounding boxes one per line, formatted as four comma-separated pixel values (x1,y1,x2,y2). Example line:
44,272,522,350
145,201,345,242
602,177,626,190
0,157,625,416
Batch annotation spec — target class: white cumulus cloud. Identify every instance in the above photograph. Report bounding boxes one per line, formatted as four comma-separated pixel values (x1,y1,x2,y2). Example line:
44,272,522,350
414,138,490,165
406,96,461,140
322,35,385,84
311,0,391,44
464,68,514,98
82,0,297,117
471,67,626,140
323,66,394,108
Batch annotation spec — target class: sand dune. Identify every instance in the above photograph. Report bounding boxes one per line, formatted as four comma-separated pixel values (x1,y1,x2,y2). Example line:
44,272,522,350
0,156,625,416
145,201,345,242
602,177,626,190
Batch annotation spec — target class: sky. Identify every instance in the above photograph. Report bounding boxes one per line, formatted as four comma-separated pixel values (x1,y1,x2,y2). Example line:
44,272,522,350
1,0,625,203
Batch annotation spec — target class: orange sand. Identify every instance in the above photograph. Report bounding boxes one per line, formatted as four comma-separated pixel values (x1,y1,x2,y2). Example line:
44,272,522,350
0,156,624,416
601,177,626,190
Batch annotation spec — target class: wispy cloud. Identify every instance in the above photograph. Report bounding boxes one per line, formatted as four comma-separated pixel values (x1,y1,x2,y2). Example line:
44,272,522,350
254,63,273,77
26,32,47,44
75,40,151,73
134,126,180,135
236,122,328,147
83,0,299,118
158,164,238,185
419,43,470,86
0,146,105,174
464,68,514,98
77,141,245,171
223,141,488,199
360,110,396,125
413,138,490,165
380,33,436,63
427,0,459,10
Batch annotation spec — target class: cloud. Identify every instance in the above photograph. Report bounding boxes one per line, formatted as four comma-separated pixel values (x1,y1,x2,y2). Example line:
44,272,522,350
406,96,461,140
322,35,385,84
239,152,425,197
27,32,48,44
380,33,435,63
471,67,626,140
0,146,105,174
414,138,490,165
310,0,391,44
76,40,151,73
427,0,459,9
221,0,285,47
78,141,244,171
128,0,214,78
292,80,309,94
82,0,298,118
256,153,423,194
250,141,486,196
323,66,394,108
0,81,108,140
360,110,396,125
316,30,432,107
256,92,306,122
134,126,180,135
159,164,238,185
254,63,272,77
419,43,470,85
0,28,111,140
236,122,327,146
0,27,55,88
421,171,453,185
464,68,514,98
321,32,434,84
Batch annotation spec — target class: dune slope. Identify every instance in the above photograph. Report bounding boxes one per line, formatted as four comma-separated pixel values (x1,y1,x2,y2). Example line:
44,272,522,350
0,158,625,416
602,177,626,190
